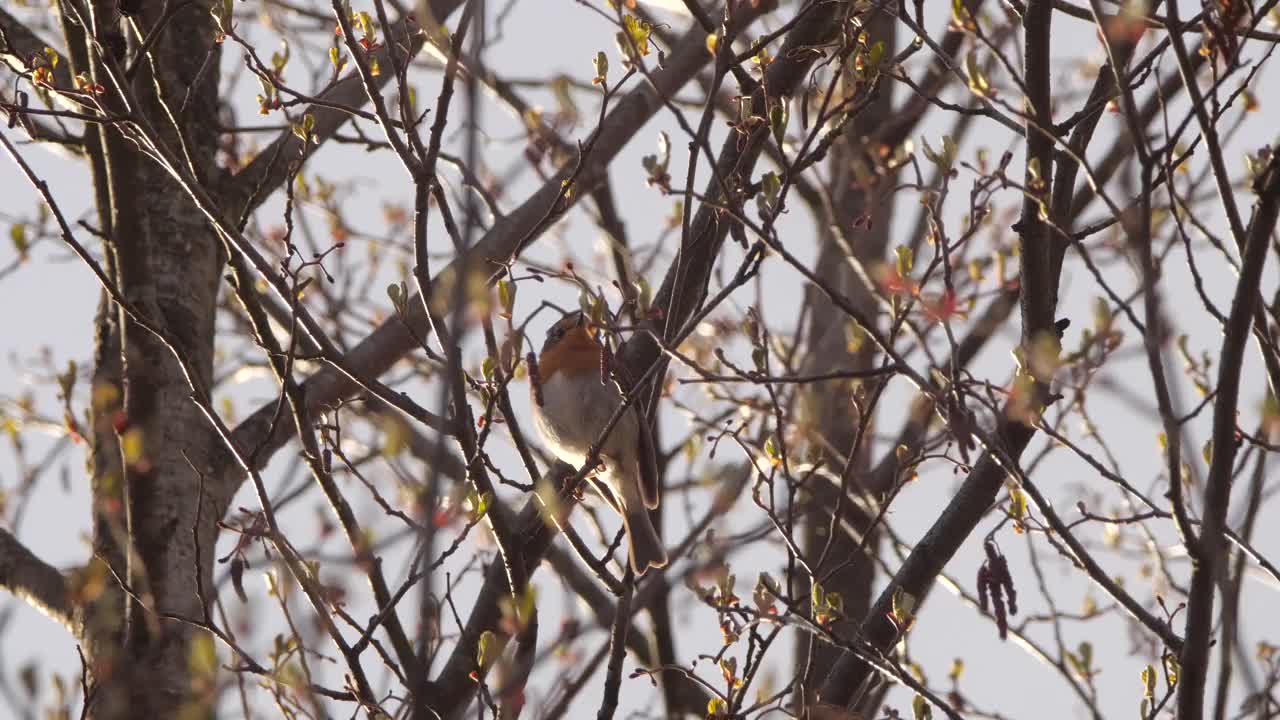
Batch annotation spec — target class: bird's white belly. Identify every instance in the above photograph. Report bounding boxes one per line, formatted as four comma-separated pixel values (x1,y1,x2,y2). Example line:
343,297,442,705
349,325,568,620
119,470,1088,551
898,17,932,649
532,372,636,465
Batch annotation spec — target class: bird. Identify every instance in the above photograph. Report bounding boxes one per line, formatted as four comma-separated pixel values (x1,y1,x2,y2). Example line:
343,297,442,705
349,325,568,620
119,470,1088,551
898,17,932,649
530,311,668,575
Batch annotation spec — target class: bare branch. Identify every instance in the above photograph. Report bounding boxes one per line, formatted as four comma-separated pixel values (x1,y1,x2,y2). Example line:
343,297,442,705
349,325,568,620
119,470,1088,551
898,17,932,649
216,0,772,515
1177,140,1280,720
0,527,77,636
220,0,469,213
0,7,75,91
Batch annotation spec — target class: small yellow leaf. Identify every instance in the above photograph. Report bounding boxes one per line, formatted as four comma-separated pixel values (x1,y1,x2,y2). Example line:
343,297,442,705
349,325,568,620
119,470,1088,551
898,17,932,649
189,632,218,678
122,428,145,465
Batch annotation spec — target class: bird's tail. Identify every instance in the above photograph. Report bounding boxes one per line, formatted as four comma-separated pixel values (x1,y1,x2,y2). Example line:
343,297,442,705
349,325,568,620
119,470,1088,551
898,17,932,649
623,508,668,575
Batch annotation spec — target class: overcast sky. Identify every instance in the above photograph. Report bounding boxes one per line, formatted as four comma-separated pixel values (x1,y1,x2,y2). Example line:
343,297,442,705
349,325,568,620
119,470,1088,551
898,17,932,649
3,1,1279,718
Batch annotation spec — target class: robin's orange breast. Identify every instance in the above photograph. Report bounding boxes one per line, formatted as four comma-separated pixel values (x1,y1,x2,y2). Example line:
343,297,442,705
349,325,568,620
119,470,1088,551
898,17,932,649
538,326,602,383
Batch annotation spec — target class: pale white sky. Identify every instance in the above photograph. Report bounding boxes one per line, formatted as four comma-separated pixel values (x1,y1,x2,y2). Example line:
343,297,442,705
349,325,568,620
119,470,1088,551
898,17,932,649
2,1,1278,718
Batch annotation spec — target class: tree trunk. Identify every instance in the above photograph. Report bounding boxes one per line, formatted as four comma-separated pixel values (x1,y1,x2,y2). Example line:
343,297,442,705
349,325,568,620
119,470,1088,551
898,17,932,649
794,9,896,708
75,2,225,716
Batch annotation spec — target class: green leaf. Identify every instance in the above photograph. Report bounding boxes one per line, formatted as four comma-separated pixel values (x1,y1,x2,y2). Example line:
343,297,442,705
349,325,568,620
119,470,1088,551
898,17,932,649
634,276,651,313
477,630,498,670
355,10,373,36
711,573,736,608
588,294,604,326
271,41,290,74
519,585,537,621
499,585,537,634
9,224,28,257
892,587,917,627
845,320,866,353
1008,483,1027,521
1026,329,1063,381
1067,643,1095,679
764,435,780,466
753,573,778,614
1141,664,1156,698
621,15,651,57
1028,157,1044,189
497,278,516,317
466,487,492,518
757,171,782,218
921,135,955,172
761,170,781,200
894,245,914,277
278,661,303,688
912,693,933,720
591,51,609,85
719,656,737,685
943,135,958,169
1092,296,1112,331
1164,654,1179,686
1175,334,1194,366
965,50,990,95
292,114,316,144
188,632,218,678
121,428,145,466
1066,650,1085,678
867,40,885,70
769,101,788,147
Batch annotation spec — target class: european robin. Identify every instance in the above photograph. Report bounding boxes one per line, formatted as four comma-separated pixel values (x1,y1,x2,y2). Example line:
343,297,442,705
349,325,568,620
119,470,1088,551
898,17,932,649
531,311,668,575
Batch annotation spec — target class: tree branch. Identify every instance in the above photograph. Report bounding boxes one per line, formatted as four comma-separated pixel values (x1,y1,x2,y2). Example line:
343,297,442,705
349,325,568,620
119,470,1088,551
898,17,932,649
815,0,1182,707
0,527,78,636
0,7,75,91
214,0,772,517
596,569,633,720
1177,141,1280,720
220,0,468,214
1015,0,1056,345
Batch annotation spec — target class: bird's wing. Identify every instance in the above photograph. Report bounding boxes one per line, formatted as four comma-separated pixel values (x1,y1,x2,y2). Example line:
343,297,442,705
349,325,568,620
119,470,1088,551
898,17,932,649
634,401,661,509
609,334,664,510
